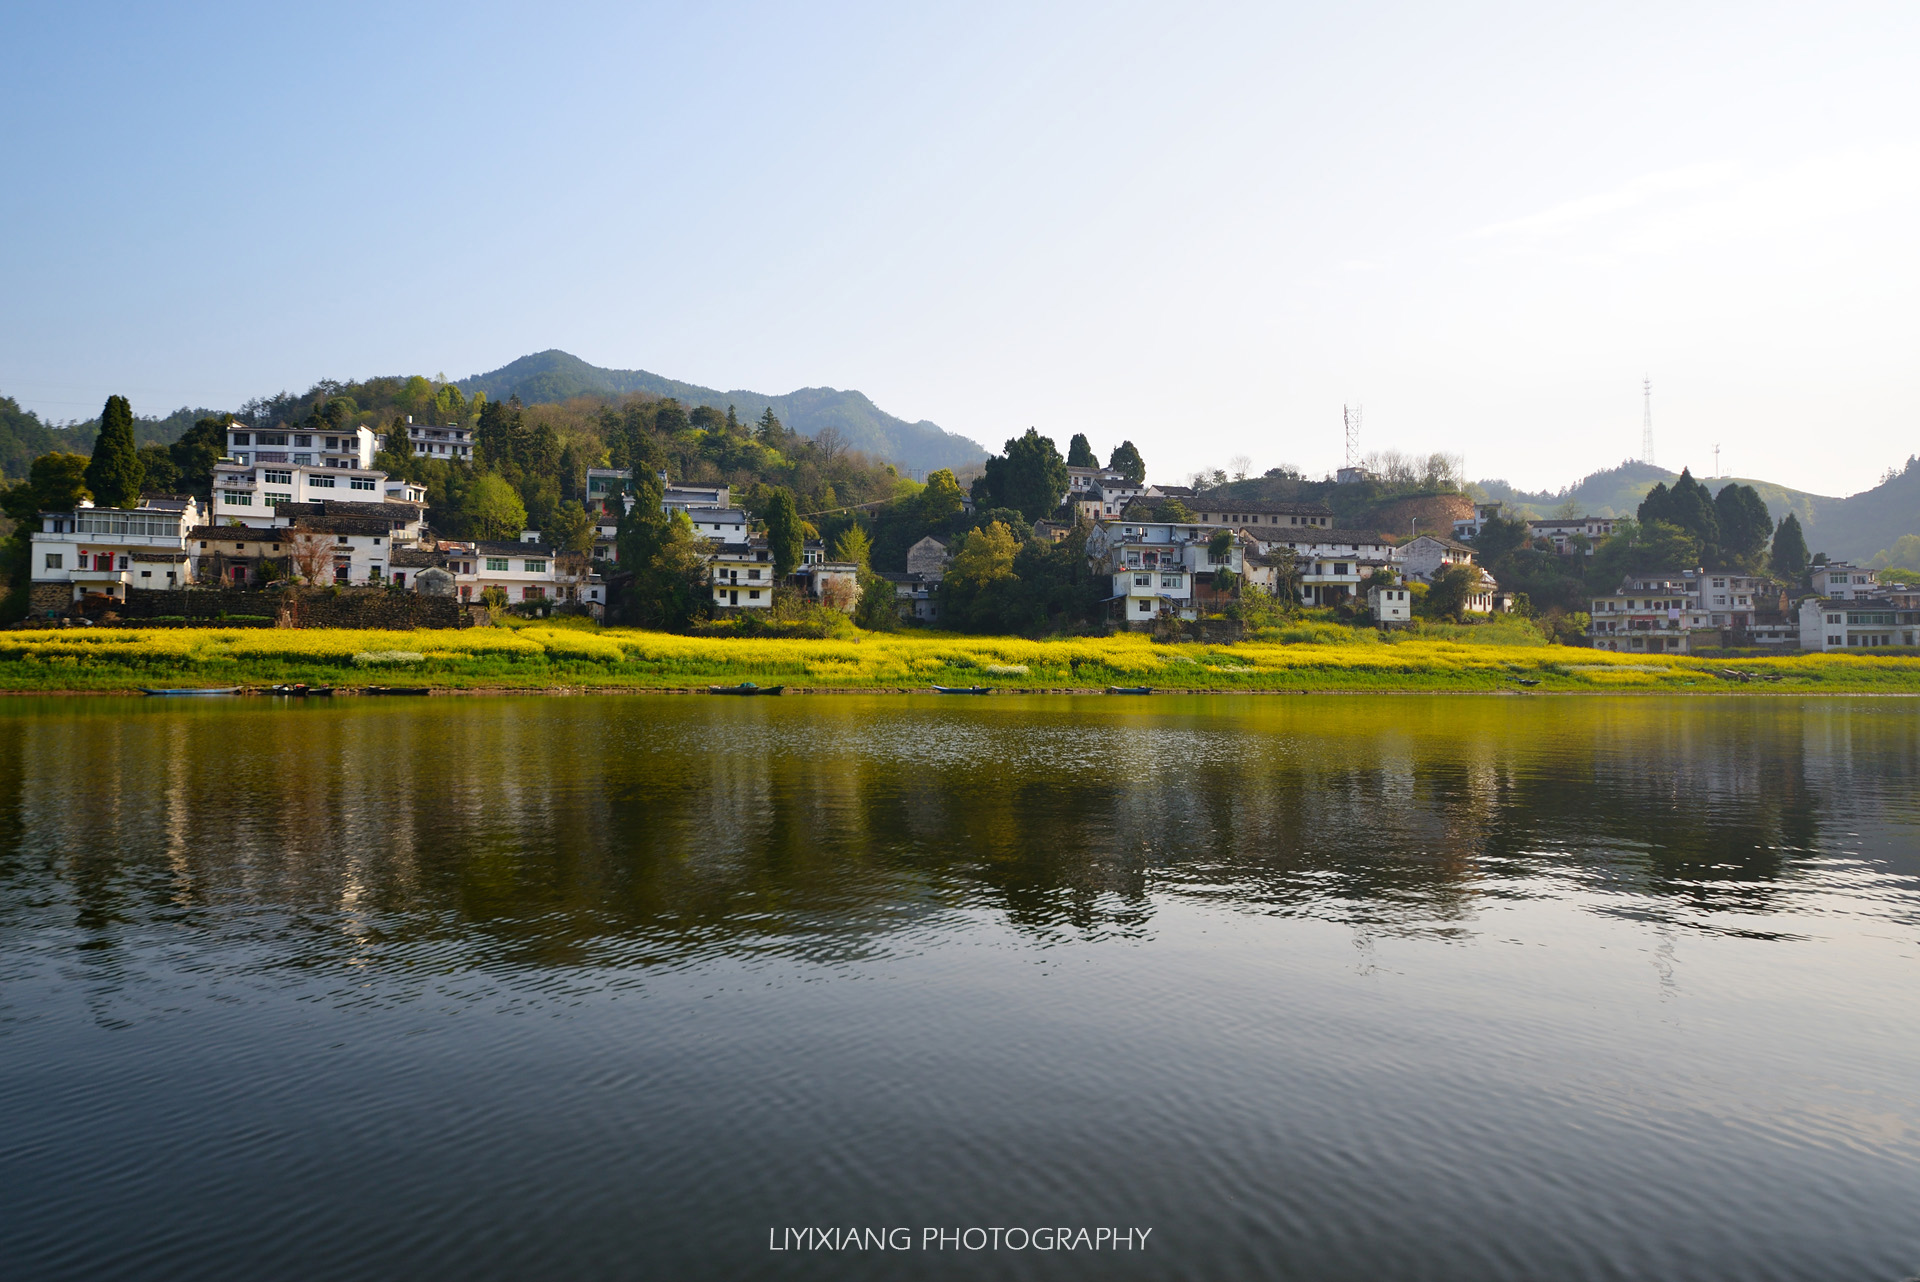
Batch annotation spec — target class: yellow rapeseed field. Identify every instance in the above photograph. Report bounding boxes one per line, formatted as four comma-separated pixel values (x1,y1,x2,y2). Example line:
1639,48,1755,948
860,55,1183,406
1,623,1916,693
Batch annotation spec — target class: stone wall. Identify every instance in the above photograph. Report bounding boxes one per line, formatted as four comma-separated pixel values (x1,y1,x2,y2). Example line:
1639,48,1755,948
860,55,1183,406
87,586,468,629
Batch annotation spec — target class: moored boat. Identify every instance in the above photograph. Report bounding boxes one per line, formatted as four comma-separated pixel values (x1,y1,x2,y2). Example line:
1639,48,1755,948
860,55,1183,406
709,683,784,695
140,687,241,696
931,685,990,695
267,684,334,696
1107,686,1152,695
363,687,431,696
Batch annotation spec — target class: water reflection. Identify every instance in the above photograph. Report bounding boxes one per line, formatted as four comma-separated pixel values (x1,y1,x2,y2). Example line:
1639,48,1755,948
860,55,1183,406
2,696,1914,978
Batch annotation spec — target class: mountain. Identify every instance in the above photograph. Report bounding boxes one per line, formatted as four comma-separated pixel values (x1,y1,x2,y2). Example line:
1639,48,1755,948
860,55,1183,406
458,350,986,474
1478,458,1920,562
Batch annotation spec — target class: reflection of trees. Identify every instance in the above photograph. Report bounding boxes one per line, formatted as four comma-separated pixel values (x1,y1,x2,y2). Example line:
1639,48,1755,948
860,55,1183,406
0,698,1913,988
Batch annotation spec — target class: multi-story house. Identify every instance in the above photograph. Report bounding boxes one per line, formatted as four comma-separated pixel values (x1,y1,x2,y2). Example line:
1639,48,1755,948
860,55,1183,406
189,508,408,587
1398,534,1477,582
1587,572,1714,653
1453,502,1505,542
405,419,473,461
906,536,950,581
885,573,941,623
1809,562,1877,599
1798,597,1920,650
1187,500,1334,532
711,540,776,610
444,532,583,605
1086,519,1243,623
1527,515,1617,555
214,423,424,526
686,506,749,543
1368,584,1412,624
28,498,204,612
585,467,635,519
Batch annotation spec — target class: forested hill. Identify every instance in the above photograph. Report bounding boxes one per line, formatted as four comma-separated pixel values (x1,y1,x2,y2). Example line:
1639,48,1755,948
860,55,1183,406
458,350,986,474
1477,458,1920,563
0,397,212,482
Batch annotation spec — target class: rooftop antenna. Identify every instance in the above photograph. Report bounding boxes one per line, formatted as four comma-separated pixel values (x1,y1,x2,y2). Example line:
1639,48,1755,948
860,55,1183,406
1641,377,1655,466
1344,404,1362,468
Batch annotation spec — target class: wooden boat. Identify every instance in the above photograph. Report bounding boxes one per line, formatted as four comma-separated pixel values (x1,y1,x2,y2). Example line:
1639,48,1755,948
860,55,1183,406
931,685,990,695
140,687,241,696
709,683,784,695
267,684,333,696
363,686,431,696
1107,686,1153,695
1512,678,1541,687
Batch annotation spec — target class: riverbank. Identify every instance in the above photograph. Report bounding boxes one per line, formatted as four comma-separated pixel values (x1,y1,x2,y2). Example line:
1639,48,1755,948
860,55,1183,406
4,623,1918,693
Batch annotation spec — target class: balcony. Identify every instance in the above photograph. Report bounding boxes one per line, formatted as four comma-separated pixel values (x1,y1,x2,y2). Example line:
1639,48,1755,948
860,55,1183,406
254,451,289,463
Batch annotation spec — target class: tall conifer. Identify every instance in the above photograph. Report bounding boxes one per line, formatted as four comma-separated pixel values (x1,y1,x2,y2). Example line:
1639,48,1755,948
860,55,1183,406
85,395,146,508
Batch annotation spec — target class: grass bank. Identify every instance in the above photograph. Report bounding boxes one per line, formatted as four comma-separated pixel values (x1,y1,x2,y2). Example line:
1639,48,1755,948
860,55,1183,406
2,622,1917,693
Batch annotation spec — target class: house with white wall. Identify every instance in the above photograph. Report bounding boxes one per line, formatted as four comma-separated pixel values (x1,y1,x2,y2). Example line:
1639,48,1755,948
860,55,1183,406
1810,562,1877,600
1798,597,1919,650
711,540,776,610
28,498,204,610
406,419,473,461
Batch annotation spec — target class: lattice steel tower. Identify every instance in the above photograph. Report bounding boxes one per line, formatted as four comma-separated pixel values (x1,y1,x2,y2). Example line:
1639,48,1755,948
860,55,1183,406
1344,404,1362,467
1640,377,1655,466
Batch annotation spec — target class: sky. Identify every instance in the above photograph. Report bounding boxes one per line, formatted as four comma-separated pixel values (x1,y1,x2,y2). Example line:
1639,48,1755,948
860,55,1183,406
3,0,1917,498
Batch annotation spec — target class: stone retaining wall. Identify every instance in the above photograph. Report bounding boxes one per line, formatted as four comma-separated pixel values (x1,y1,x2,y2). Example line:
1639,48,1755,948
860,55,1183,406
56,586,469,629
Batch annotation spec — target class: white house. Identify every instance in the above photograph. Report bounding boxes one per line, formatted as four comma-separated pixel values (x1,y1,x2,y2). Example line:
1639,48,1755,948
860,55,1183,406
1527,516,1617,555
1810,562,1877,600
1368,584,1411,624
906,535,950,581
1586,572,1713,653
711,540,776,610
1085,519,1243,623
1188,501,1334,532
886,573,941,623
804,561,862,613
686,506,749,543
406,419,473,461
29,498,205,609
442,539,579,605
1453,502,1505,542
213,424,426,526
1798,597,1919,650
1398,534,1477,582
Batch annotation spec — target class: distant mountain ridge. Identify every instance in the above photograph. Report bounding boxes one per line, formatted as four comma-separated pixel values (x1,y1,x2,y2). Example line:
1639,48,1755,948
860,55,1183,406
1477,459,1919,563
458,350,986,474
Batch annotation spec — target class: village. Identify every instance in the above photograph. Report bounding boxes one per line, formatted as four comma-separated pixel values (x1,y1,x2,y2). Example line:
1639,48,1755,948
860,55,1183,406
21,424,1920,653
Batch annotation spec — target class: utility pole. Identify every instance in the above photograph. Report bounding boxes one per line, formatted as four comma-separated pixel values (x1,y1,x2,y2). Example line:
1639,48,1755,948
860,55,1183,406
1641,377,1655,466
1344,404,1361,468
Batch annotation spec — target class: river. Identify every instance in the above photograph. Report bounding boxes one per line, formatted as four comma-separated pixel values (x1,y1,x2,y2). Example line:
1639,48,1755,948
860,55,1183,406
1,694,1916,1280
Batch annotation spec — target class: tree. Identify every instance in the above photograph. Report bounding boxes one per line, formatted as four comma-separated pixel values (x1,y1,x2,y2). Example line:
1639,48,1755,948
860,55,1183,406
1638,468,1718,559
1067,433,1097,468
85,395,145,508
1230,454,1253,482
623,509,711,629
136,444,181,494
1421,562,1481,619
755,407,785,445
168,414,231,496
1108,440,1146,485
976,428,1069,521
1,452,91,619
289,532,337,584
763,487,804,578
547,500,596,556
1592,517,1701,581
831,524,872,569
940,521,1021,629
1770,512,1810,578
1712,482,1774,570
462,474,528,540
919,468,966,524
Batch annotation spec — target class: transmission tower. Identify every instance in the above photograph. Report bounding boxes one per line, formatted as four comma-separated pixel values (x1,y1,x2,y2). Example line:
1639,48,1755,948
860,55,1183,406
1640,377,1655,466
1344,404,1361,468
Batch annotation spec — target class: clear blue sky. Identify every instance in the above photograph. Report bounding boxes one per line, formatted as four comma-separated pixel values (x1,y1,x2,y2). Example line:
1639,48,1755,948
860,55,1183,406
4,1,1917,496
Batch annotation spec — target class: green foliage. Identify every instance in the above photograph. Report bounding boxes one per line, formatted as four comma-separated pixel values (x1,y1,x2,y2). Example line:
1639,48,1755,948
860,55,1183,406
763,488,804,578
1107,440,1145,484
136,444,180,493
85,395,146,508
1590,518,1702,581
831,524,872,569
1637,469,1719,561
1,452,93,620
1067,433,1097,468
920,468,965,523
462,474,529,540
1419,563,1481,620
1869,534,1920,573
547,501,596,555
1712,482,1773,570
619,508,711,630
974,428,1070,521
1770,512,1810,578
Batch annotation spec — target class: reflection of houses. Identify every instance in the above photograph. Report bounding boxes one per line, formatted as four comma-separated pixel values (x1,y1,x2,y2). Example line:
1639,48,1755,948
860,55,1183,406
28,498,204,611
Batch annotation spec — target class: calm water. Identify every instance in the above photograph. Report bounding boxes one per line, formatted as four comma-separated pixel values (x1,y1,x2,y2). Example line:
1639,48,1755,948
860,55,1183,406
1,694,1917,1281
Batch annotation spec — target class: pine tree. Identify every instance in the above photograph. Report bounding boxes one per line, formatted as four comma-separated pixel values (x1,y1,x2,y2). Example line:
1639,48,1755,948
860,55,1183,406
763,488,804,578
1067,433,1096,468
85,395,146,508
1769,513,1810,578
1108,440,1145,485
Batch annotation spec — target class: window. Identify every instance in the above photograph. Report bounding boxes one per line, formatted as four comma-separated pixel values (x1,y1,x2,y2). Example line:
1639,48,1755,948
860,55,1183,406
749,590,761,600
309,474,335,488
522,586,544,601
487,558,509,571
231,432,251,446
372,537,381,546
44,553,62,569
324,437,339,450
523,559,546,573
1134,574,1151,587
350,477,376,491
263,470,292,485
294,434,311,447
223,492,253,505
1161,574,1181,588
266,493,292,508
292,454,311,465
748,568,760,579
